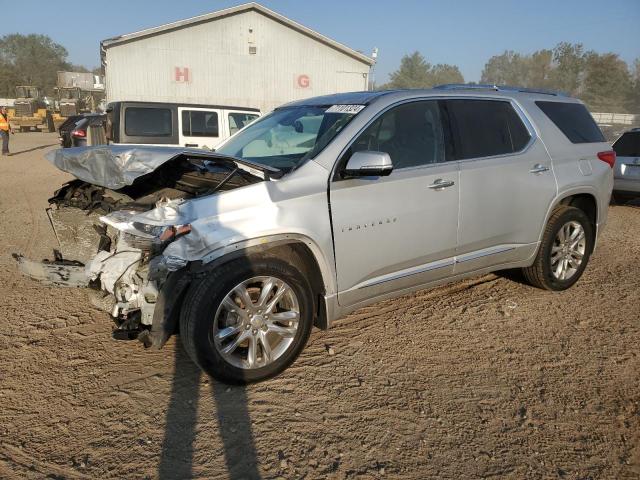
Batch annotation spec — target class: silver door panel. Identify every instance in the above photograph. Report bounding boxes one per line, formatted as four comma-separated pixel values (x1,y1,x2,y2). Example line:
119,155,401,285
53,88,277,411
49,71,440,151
332,162,459,307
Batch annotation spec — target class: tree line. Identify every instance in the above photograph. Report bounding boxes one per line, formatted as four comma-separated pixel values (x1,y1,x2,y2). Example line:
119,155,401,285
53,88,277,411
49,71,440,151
1,34,638,114
0,34,99,98
381,43,640,113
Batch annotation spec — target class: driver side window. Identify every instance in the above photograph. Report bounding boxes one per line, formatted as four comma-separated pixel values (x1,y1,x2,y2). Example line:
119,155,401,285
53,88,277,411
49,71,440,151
351,100,446,169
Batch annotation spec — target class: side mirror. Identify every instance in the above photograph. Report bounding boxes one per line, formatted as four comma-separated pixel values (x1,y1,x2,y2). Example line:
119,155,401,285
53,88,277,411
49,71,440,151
344,151,393,177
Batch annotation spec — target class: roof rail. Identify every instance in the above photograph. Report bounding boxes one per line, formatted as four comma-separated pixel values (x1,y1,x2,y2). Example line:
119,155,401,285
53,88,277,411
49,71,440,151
434,84,567,97
434,84,499,91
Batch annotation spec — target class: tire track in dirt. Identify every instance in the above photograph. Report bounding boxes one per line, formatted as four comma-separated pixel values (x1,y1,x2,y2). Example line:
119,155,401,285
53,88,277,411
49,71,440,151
0,134,638,479
17,186,41,258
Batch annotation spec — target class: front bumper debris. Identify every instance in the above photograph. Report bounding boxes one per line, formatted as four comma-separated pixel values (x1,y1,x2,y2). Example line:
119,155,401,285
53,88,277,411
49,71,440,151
14,254,89,287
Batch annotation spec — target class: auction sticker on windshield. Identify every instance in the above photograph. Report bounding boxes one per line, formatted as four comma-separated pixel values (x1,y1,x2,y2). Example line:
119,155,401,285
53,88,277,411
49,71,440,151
326,105,366,114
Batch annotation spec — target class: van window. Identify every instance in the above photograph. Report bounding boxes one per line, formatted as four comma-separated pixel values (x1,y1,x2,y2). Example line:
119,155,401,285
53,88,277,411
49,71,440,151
350,100,446,168
228,112,259,135
182,110,219,137
536,101,605,144
445,99,531,160
124,107,172,137
612,131,640,157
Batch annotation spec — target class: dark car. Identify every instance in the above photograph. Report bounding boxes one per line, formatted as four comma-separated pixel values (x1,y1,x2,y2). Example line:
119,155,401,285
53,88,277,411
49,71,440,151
59,113,106,148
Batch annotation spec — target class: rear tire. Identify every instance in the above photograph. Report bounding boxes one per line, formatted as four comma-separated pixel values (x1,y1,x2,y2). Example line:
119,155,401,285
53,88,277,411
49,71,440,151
522,206,594,291
179,256,314,384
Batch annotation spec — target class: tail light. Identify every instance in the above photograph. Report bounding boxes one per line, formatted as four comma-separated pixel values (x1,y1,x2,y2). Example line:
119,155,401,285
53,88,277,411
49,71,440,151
71,129,86,138
597,150,616,168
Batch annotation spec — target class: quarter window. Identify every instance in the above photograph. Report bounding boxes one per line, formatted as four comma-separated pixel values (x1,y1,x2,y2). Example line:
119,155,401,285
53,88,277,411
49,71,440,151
182,110,219,137
445,99,531,160
350,100,446,169
124,107,172,137
536,101,605,144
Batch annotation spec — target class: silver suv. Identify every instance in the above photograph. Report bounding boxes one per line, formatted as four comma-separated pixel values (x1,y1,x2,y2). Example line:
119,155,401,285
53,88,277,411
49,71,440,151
18,85,614,383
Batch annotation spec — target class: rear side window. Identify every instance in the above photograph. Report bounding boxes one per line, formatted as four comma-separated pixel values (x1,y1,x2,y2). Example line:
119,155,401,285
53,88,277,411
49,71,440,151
613,131,640,157
125,107,172,137
536,101,605,144
228,112,259,135
445,99,531,160
182,110,219,137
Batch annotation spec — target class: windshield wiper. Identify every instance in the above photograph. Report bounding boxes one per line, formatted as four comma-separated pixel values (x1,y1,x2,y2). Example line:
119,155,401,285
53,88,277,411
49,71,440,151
183,150,283,180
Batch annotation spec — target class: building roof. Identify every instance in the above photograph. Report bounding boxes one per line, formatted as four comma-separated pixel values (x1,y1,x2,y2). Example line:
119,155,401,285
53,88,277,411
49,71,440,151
101,2,374,66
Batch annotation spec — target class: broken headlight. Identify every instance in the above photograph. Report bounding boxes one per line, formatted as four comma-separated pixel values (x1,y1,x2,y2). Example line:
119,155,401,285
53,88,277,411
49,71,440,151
122,223,192,253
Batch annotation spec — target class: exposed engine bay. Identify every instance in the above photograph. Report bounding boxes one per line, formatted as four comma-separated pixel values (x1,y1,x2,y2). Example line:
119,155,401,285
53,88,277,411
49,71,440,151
15,146,272,345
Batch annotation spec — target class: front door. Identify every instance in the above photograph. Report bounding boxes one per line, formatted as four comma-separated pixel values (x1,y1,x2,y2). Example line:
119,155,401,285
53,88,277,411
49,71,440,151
330,100,460,307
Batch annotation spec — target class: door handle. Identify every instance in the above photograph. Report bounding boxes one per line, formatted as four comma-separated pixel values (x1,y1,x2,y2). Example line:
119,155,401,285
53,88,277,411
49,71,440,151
428,178,455,190
530,164,550,174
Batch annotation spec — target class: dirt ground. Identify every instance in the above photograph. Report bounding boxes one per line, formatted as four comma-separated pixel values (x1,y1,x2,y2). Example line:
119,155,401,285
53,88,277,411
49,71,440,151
0,132,638,480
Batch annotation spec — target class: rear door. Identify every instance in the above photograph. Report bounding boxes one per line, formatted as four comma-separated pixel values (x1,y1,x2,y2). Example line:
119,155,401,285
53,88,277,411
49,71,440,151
178,107,222,149
330,100,460,307
445,98,557,274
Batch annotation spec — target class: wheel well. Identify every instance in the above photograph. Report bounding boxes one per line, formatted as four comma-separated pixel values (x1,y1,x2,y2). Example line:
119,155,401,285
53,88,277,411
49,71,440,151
199,241,328,330
558,193,597,227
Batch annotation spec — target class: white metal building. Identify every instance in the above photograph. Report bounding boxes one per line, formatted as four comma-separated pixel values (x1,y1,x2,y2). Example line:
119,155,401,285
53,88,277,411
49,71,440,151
101,3,373,113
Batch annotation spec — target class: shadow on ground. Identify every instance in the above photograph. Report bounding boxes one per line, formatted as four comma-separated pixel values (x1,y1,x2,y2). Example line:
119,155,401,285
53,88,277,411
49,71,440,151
8,143,58,156
158,343,261,479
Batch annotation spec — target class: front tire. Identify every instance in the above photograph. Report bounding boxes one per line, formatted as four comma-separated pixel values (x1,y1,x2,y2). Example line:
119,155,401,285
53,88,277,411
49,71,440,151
179,256,314,384
522,206,594,291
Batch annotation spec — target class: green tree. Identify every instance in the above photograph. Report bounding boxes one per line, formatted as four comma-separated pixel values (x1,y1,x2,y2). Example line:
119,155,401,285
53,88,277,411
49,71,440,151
581,52,633,112
548,42,586,95
480,51,529,86
383,51,464,89
628,58,640,113
385,51,431,89
527,49,553,88
429,64,464,86
0,34,75,97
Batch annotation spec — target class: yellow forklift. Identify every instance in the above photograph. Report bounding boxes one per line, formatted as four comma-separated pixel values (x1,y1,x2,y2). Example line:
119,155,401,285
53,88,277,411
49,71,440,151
9,86,57,132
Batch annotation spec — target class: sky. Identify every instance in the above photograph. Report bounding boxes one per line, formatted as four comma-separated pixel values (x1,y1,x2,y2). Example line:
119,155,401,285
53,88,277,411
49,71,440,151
2,0,639,83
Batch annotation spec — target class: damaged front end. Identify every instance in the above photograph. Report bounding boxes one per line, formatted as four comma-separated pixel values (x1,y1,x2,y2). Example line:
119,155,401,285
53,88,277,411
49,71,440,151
16,146,278,347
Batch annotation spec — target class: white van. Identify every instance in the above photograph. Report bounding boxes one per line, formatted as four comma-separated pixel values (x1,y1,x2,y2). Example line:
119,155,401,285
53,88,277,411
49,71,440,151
106,101,260,149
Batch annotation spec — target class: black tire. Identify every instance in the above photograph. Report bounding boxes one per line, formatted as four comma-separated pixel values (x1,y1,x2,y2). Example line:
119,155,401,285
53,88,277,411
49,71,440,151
179,256,314,384
522,205,594,291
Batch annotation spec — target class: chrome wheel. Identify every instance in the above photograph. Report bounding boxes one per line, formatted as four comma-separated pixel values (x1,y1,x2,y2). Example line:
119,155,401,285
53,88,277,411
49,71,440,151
550,221,586,280
212,276,300,370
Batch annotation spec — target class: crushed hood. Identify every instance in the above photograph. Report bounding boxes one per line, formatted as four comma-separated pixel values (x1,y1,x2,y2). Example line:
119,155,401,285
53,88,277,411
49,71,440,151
46,145,281,190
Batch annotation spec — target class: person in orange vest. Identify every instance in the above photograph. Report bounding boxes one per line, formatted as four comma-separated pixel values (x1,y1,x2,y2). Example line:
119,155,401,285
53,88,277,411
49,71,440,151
0,106,11,156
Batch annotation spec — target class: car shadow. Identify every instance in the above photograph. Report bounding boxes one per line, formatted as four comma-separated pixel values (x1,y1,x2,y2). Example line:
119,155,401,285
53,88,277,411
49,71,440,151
158,341,261,479
496,268,530,287
8,143,59,156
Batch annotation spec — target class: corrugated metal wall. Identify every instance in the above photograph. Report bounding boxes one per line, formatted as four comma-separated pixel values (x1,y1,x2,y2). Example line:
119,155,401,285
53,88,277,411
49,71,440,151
105,10,370,112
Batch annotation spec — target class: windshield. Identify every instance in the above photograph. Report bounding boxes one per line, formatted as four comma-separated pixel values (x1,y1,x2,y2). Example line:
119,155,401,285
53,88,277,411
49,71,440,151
216,105,364,171
17,87,38,98
62,89,81,100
